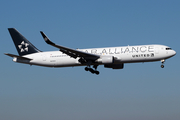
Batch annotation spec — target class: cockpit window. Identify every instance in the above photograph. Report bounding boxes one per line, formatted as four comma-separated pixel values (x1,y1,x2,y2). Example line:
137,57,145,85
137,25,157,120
166,48,172,50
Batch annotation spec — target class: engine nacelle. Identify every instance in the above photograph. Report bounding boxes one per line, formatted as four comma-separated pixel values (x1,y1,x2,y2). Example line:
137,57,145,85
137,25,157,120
104,63,124,69
96,56,114,64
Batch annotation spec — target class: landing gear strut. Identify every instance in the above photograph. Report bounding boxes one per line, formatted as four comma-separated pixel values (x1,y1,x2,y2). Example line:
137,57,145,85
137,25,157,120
81,59,100,75
85,65,100,75
161,59,165,68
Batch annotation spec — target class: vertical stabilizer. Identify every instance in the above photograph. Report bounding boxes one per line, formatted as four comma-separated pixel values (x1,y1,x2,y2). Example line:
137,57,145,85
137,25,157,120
8,28,41,56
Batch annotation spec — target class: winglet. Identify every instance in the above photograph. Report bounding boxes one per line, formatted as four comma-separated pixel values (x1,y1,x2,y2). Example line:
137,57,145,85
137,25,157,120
40,31,55,45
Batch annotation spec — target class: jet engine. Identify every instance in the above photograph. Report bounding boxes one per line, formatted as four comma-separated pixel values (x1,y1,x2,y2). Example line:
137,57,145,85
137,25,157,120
96,56,114,64
104,63,124,69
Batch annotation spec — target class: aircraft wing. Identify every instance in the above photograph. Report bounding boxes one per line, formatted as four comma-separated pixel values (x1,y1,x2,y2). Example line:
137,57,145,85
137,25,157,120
40,31,100,60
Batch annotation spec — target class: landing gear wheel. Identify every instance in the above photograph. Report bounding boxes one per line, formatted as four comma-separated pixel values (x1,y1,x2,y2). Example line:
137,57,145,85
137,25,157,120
89,68,94,74
85,67,89,71
84,64,100,75
161,65,164,68
95,71,100,75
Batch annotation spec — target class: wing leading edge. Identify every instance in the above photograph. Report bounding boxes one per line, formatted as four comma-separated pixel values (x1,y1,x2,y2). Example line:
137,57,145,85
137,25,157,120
40,31,100,61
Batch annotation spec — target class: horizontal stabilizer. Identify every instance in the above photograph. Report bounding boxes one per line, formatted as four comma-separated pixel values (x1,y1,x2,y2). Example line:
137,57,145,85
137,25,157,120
4,53,32,60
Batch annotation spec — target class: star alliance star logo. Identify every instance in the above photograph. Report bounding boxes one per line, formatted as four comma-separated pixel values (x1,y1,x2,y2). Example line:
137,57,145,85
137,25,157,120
18,41,29,52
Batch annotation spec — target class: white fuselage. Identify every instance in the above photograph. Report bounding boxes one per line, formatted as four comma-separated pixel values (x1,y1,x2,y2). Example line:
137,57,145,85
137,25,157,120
13,44,176,67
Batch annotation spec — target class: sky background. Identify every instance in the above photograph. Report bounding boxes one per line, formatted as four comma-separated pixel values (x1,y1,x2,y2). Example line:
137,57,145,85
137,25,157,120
0,0,180,120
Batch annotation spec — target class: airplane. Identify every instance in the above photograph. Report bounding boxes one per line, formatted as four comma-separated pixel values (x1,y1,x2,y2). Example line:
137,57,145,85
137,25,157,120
5,28,176,75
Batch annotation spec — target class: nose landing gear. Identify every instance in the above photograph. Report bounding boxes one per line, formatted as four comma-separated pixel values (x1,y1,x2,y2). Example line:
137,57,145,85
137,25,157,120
161,59,165,68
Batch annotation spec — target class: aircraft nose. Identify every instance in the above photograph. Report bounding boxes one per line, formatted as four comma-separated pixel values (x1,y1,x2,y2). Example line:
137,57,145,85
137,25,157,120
173,50,176,56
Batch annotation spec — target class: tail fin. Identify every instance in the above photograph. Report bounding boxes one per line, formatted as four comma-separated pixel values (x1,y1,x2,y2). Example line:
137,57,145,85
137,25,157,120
8,28,41,56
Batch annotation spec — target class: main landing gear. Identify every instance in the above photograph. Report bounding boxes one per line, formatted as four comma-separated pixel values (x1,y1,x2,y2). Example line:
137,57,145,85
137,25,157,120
85,65,100,75
161,59,165,68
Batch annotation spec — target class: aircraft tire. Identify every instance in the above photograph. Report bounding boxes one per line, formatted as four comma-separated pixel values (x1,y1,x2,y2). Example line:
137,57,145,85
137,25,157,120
85,67,89,71
95,71,100,75
161,65,164,68
89,68,95,74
